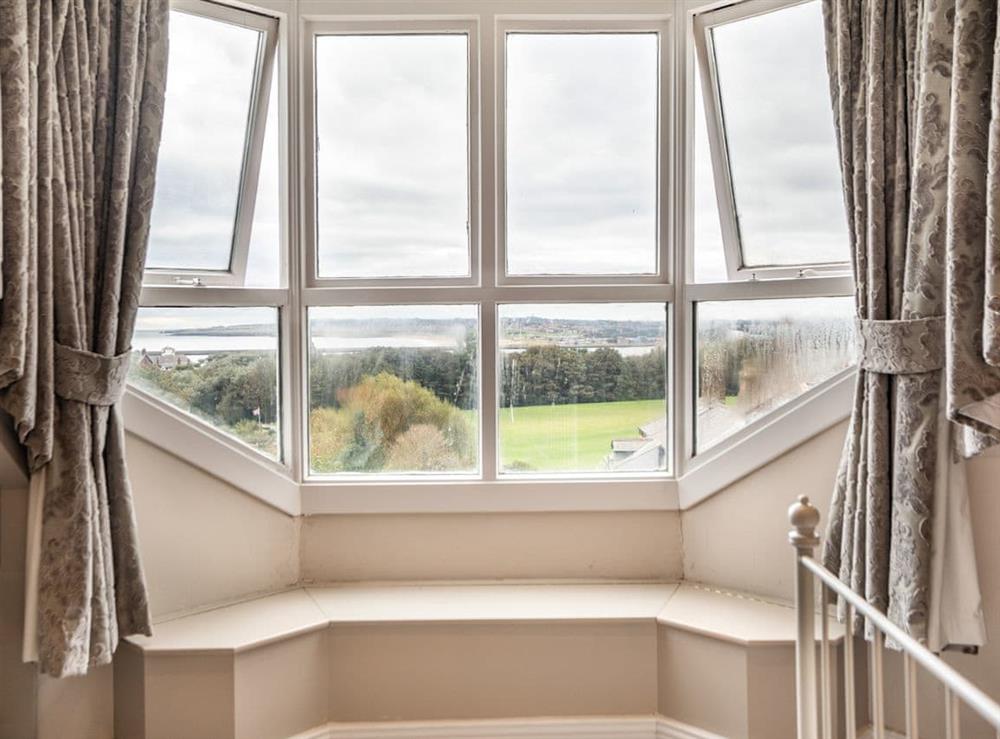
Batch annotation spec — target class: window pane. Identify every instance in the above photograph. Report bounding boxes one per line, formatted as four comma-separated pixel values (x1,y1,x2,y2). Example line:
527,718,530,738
315,35,470,279
693,57,728,283
147,11,261,271
695,297,855,452
711,1,848,267
505,33,658,276
499,303,667,474
246,58,281,287
308,305,478,474
129,307,280,459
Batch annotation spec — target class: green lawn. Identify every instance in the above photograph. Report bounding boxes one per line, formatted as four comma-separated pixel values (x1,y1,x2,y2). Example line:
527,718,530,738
498,399,665,472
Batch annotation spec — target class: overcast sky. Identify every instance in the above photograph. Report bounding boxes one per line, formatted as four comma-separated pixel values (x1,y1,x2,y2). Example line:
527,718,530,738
147,0,845,289
146,12,258,272
697,0,847,275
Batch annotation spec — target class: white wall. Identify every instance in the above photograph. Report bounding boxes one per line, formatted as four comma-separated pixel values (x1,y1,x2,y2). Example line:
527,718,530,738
681,420,1000,739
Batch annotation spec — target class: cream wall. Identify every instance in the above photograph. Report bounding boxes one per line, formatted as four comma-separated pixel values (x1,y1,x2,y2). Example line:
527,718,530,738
8,433,301,739
127,434,300,619
9,419,999,738
681,420,1000,738
681,420,847,601
300,510,683,583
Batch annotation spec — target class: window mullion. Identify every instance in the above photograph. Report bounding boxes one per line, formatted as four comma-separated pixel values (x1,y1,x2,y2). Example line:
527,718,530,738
285,0,305,483
675,8,693,474
481,299,498,481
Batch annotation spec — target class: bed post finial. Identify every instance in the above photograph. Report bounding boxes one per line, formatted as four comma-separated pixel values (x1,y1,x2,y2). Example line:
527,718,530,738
789,494,820,551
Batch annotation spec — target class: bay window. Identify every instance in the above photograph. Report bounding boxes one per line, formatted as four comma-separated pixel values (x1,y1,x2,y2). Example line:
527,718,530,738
128,0,856,507
688,0,855,458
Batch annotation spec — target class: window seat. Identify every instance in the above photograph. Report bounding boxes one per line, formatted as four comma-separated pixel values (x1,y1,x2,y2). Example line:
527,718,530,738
127,581,843,654
117,581,844,739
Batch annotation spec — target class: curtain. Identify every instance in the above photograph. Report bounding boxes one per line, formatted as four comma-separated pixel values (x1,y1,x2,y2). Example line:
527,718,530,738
822,0,1000,648
0,0,168,676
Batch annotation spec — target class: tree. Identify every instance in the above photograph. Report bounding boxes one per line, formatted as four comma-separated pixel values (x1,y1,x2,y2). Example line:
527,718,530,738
385,424,463,471
308,372,475,473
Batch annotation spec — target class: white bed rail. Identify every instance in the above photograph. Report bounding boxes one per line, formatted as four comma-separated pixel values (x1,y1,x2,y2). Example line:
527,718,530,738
789,495,1000,739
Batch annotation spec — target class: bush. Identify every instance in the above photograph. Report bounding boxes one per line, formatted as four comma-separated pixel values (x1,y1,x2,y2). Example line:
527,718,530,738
309,372,475,473
385,424,463,471
230,419,277,457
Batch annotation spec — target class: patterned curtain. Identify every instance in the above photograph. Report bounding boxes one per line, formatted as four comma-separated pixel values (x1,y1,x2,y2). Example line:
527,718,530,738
823,0,1000,646
0,0,168,676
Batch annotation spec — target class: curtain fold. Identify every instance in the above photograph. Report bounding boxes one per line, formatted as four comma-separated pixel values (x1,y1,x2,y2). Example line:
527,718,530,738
822,0,999,648
0,0,168,676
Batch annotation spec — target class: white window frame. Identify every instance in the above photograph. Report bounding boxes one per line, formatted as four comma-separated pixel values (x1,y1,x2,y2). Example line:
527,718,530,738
678,0,855,469
494,17,672,286
298,2,676,491
135,0,295,475
123,0,859,515
303,18,481,288
692,0,852,282
143,0,279,287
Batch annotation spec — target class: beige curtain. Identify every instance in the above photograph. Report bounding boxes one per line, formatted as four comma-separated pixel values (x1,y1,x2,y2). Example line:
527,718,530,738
823,0,1000,648
0,0,168,676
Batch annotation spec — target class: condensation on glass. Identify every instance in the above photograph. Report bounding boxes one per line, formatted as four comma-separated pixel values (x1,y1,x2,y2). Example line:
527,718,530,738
147,11,261,271
129,307,281,459
307,305,479,475
695,297,855,452
314,34,471,279
710,0,848,268
497,303,668,474
505,33,659,276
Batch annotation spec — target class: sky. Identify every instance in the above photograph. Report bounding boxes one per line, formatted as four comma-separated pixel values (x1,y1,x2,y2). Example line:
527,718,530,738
696,296,853,323
134,306,277,332
146,0,846,288
146,12,258,272
695,0,848,277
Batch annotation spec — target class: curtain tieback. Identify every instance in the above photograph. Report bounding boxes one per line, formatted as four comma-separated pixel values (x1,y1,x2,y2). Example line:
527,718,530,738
53,342,131,406
856,316,945,374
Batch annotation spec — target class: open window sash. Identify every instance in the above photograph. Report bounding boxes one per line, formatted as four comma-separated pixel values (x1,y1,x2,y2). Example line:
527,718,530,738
693,0,851,282
144,0,278,288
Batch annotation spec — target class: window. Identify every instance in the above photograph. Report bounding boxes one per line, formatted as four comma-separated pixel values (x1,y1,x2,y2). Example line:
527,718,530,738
695,298,854,451
314,33,471,279
133,1,287,467
688,0,855,454
128,0,856,504
307,305,479,475
146,3,277,286
694,0,848,279
300,14,671,483
499,304,668,474
504,32,659,276
129,307,280,458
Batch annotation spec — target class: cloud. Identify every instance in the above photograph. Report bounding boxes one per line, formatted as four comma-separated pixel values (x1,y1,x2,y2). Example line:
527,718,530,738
150,2,846,286
147,11,261,271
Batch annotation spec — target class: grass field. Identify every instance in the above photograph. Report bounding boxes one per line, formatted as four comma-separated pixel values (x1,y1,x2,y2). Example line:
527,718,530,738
498,399,665,472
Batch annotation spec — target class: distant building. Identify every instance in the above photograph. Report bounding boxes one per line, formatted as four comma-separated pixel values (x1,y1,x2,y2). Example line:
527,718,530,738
137,347,191,370
606,417,667,471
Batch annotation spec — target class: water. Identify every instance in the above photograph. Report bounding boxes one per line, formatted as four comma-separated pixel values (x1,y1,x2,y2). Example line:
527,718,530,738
132,330,456,355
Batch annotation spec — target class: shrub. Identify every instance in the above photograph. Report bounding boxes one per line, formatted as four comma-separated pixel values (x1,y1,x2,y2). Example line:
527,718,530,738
385,424,463,472
309,372,475,473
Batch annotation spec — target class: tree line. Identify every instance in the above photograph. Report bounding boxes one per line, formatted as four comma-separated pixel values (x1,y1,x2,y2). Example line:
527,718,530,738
135,340,669,430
